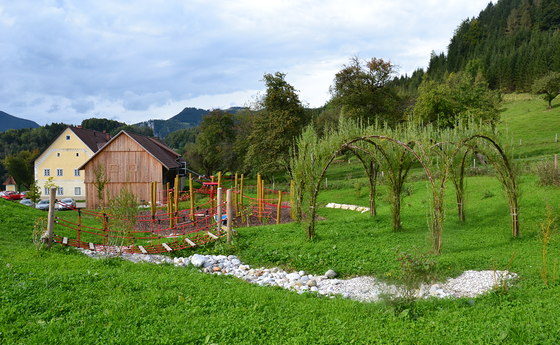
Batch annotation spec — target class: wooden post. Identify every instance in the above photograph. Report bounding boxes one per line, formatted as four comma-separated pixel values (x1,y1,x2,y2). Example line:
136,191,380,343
77,208,82,244
168,191,174,228
217,171,222,189
174,175,180,216
189,173,195,221
555,154,559,170
234,172,239,216
257,173,262,221
46,187,57,249
240,174,245,223
276,190,282,225
165,182,170,205
290,180,296,220
151,182,157,219
217,187,223,233
226,189,233,244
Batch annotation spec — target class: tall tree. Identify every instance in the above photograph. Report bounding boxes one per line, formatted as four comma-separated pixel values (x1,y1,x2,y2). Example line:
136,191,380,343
244,72,307,176
413,71,501,128
185,110,236,176
330,57,402,125
2,150,37,190
532,71,560,109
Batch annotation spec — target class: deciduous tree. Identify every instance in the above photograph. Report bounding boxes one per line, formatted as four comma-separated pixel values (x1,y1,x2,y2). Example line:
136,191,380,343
244,72,307,176
532,71,560,109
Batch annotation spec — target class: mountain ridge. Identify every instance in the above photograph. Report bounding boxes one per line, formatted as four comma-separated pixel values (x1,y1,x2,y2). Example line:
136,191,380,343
0,111,40,132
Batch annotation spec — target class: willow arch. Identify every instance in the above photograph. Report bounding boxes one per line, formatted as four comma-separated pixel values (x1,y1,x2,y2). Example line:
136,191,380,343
292,125,521,254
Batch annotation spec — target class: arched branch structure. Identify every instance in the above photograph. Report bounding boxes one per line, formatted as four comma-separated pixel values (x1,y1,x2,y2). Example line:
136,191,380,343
459,135,520,237
291,124,520,254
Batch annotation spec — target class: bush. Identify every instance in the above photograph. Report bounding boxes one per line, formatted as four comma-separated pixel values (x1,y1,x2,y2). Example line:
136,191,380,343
534,160,560,187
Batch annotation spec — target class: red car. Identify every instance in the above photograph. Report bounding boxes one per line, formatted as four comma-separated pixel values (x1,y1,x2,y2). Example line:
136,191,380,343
1,191,24,201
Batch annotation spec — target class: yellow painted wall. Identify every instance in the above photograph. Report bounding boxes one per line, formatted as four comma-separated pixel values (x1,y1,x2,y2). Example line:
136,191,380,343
34,128,95,200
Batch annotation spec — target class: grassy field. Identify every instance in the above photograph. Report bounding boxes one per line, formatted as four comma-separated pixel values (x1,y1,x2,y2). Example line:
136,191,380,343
2,95,560,344
499,93,560,160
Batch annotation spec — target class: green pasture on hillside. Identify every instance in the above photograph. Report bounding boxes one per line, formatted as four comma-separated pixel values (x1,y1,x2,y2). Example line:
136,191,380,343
499,93,560,160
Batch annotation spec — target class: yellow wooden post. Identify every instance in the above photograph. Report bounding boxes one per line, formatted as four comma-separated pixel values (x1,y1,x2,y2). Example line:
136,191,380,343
174,175,179,216
234,172,239,216
217,171,222,189
189,173,195,221
168,191,174,228
276,190,282,225
240,174,245,223
151,182,157,234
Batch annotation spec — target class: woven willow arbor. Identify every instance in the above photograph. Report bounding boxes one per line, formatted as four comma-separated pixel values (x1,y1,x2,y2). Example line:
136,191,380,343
290,121,519,254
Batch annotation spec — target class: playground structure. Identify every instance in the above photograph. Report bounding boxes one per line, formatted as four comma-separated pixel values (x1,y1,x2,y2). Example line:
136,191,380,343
48,173,291,254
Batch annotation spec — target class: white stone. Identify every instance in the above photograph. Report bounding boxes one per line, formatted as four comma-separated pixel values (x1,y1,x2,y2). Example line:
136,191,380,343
190,254,207,268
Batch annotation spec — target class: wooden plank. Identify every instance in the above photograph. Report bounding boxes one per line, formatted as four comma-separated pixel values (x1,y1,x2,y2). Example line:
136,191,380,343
185,238,197,247
62,237,68,245
138,245,148,254
89,242,95,251
162,242,173,252
207,231,219,240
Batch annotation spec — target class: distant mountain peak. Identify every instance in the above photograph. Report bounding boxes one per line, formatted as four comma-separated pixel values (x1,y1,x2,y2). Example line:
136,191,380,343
0,111,40,132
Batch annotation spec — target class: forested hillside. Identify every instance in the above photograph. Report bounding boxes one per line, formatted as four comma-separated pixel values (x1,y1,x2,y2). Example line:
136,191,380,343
425,0,560,91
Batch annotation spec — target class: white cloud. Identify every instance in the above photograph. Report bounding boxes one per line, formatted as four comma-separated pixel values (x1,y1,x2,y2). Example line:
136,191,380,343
0,0,492,126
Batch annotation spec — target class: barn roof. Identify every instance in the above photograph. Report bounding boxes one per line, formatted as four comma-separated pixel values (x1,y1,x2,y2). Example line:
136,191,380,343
78,131,183,170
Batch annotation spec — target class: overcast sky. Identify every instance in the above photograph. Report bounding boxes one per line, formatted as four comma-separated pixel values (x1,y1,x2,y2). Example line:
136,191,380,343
1,0,492,126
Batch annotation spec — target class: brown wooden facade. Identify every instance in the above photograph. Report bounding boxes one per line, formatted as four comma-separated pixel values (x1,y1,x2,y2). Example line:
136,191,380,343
81,132,182,209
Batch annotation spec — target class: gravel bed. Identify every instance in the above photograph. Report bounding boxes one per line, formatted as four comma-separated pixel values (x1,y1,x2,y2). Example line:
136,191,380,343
78,249,517,302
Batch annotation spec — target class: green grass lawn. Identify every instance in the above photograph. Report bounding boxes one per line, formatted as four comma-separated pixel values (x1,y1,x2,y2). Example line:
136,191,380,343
2,171,560,344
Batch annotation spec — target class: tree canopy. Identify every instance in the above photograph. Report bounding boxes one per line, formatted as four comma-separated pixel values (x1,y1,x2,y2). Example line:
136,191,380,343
330,57,402,125
413,72,501,128
532,71,560,109
243,72,308,177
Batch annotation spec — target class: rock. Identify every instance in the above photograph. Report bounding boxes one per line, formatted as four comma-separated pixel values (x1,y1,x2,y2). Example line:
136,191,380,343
190,254,207,268
286,272,301,281
212,266,221,272
325,269,338,278
307,279,317,287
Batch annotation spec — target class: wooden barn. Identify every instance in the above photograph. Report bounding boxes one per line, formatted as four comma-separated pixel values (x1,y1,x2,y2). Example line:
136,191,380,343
79,130,185,209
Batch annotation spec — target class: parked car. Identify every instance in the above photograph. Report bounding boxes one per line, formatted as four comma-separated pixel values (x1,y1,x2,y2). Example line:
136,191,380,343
56,198,76,210
19,199,34,207
1,191,24,201
35,199,50,210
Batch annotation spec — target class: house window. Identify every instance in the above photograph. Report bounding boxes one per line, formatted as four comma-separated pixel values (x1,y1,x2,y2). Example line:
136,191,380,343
57,152,61,157
57,187,64,195
44,188,49,195
66,135,70,140
44,169,51,176
57,169,63,176
76,153,79,157
74,169,80,177
75,187,81,196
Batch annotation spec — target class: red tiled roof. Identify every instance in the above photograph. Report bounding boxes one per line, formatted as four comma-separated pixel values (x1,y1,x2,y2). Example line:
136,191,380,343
2,176,16,185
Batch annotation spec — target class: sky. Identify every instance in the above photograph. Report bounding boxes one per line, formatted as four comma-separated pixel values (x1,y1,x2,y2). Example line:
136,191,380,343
0,0,492,126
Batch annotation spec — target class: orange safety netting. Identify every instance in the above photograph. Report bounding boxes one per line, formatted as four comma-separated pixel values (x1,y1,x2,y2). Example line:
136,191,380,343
52,185,291,254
